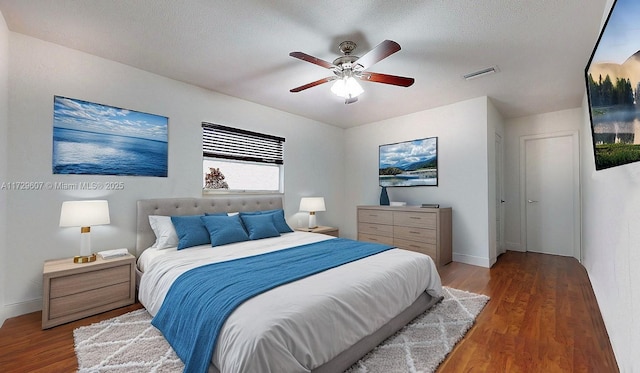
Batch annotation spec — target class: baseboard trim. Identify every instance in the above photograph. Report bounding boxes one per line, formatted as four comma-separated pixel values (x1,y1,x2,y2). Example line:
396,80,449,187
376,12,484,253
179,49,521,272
4,298,41,320
452,253,491,268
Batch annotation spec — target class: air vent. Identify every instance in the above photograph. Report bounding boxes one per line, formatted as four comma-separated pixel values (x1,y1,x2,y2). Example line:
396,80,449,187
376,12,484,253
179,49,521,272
463,66,498,80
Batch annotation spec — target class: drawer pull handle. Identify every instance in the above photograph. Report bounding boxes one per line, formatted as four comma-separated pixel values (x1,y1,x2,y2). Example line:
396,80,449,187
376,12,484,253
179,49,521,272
409,231,420,234
410,217,421,220
410,245,421,249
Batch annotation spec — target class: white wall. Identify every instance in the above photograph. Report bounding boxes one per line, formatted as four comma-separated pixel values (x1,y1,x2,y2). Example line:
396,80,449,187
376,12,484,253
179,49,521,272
4,32,345,318
0,10,9,327
503,108,583,252
580,93,639,371
344,96,492,267
580,1,638,369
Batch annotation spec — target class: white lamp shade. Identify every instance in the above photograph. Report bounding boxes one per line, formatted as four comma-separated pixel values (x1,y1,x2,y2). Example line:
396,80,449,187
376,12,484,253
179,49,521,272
59,200,111,227
331,77,363,99
299,197,326,212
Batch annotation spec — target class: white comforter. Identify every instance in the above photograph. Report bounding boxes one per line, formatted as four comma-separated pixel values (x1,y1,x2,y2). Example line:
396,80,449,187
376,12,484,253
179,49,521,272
138,232,442,373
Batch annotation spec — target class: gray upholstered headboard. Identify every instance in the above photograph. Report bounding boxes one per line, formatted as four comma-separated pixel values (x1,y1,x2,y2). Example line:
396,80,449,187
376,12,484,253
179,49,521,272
136,195,284,256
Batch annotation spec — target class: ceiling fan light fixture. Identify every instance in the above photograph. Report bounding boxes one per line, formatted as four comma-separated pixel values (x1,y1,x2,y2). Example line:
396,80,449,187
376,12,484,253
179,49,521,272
331,76,364,99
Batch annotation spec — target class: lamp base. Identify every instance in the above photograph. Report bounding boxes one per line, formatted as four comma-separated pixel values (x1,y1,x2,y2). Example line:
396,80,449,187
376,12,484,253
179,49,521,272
308,213,317,229
73,253,97,264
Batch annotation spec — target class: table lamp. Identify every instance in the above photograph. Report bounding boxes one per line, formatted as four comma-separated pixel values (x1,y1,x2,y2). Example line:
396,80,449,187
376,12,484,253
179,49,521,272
299,197,325,229
59,200,110,263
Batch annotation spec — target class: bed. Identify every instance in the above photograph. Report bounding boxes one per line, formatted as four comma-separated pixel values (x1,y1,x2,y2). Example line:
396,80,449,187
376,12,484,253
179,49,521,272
135,195,443,373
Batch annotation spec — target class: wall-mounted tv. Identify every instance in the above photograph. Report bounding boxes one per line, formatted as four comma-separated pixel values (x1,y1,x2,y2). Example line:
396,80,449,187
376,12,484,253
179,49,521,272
379,137,438,187
585,0,640,170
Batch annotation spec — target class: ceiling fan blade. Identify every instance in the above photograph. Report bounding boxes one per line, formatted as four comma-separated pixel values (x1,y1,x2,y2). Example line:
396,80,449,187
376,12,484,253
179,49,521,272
354,40,401,70
289,52,337,69
360,72,415,87
290,76,337,93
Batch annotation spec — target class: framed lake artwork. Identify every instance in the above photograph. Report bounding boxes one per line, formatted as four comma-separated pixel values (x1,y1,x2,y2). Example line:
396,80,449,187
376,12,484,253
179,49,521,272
52,96,168,177
379,137,438,187
586,0,640,170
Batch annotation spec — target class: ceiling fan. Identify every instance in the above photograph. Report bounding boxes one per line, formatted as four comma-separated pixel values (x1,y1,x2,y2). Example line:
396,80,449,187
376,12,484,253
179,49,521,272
289,40,415,104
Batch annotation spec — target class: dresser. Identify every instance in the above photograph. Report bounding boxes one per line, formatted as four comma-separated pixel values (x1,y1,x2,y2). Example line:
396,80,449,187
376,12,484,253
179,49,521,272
357,205,452,267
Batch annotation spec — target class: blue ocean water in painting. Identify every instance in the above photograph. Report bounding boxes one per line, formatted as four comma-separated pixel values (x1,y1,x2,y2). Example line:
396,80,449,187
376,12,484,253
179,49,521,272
53,127,168,176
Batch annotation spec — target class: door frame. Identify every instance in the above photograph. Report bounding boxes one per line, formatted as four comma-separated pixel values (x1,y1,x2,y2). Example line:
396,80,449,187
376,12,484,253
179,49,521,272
495,133,505,255
519,130,581,261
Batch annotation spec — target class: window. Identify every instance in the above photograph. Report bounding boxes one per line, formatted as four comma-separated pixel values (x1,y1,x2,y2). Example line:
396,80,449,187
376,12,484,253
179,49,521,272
202,123,284,193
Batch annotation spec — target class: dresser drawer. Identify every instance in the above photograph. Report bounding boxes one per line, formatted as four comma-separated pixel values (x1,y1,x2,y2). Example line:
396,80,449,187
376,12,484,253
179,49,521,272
394,237,437,258
358,209,393,225
49,281,131,319
393,225,436,244
50,265,131,298
393,211,436,229
359,233,394,245
358,222,393,237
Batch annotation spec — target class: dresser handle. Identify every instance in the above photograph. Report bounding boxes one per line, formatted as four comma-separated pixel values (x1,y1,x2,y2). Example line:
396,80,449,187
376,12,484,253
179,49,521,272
410,216,421,220
409,231,420,234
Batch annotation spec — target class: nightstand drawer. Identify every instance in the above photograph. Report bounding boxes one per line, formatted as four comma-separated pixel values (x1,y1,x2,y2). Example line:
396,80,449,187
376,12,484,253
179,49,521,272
49,281,131,319
50,265,131,298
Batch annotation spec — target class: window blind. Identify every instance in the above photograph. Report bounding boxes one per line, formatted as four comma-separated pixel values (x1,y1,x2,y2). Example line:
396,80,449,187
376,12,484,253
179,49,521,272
202,123,285,165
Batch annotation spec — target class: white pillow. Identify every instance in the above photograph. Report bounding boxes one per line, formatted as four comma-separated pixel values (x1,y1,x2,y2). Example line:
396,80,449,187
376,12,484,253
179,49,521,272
149,215,179,249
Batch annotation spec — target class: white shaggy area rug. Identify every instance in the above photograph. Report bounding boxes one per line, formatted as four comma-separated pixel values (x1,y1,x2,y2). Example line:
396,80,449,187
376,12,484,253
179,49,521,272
74,287,489,373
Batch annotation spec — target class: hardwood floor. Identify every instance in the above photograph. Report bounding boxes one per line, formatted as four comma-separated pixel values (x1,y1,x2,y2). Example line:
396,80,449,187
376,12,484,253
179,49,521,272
0,251,618,372
437,251,618,372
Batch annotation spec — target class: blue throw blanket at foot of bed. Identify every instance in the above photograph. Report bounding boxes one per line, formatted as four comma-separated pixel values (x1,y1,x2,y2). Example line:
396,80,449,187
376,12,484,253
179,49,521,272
152,237,394,373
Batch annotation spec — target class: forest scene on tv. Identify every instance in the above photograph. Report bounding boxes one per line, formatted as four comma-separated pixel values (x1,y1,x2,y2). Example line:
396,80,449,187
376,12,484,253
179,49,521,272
379,137,437,187
586,0,640,170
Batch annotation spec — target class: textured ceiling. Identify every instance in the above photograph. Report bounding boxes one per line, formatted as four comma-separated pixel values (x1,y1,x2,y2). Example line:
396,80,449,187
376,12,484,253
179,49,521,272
0,0,608,128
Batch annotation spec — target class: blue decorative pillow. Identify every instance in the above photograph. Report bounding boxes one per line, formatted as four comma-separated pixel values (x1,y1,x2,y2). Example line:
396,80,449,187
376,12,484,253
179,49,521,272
201,214,250,247
239,209,293,233
240,213,281,240
171,215,210,250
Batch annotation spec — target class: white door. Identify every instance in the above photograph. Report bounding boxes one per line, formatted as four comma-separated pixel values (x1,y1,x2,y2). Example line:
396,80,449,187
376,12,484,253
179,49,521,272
521,132,580,258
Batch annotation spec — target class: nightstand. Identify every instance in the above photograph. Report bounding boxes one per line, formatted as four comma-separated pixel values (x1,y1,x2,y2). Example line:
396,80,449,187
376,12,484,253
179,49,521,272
295,226,339,237
42,253,136,329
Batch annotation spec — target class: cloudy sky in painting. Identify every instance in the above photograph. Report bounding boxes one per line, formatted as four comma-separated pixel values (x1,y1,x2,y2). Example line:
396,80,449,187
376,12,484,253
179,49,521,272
53,96,168,142
379,137,437,168
592,0,640,65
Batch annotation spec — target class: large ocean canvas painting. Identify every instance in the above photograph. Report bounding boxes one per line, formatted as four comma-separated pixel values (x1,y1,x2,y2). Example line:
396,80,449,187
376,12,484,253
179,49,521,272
53,96,168,177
